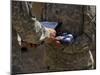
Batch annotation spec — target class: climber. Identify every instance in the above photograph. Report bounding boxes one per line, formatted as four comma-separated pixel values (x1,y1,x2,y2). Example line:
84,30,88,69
12,1,61,48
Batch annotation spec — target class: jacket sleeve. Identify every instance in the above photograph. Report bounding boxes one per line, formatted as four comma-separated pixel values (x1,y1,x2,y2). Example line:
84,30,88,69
12,1,50,44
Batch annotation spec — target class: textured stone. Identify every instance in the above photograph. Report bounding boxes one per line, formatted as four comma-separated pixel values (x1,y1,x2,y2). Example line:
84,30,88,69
12,1,96,74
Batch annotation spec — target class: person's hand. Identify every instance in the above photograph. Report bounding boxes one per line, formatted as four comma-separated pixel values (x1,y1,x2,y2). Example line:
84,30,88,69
45,28,62,47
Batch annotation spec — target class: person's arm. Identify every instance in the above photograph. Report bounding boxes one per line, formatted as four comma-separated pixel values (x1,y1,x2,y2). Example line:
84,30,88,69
12,1,57,45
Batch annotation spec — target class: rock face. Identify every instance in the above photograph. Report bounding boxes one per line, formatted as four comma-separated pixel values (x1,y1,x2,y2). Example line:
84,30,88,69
12,1,96,74
83,6,96,68
32,3,84,36
45,4,83,36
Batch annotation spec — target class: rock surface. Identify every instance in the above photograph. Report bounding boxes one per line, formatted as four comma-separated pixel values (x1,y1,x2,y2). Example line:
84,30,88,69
11,1,96,74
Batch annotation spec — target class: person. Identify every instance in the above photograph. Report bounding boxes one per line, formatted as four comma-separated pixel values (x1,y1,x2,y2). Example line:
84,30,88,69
12,1,60,48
